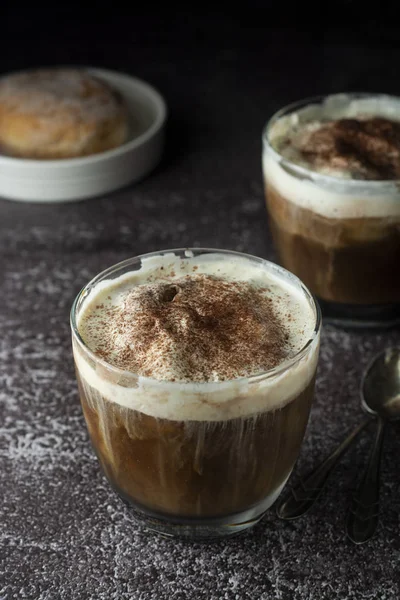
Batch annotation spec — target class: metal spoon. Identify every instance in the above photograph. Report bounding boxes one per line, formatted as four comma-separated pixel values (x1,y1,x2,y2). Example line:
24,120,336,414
346,347,400,544
276,348,400,528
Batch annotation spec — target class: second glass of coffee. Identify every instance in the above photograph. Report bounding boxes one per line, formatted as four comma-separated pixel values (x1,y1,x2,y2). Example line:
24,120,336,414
71,249,320,539
263,93,400,326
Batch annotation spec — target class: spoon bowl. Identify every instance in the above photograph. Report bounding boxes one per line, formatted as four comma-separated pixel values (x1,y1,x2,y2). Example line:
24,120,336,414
361,347,400,420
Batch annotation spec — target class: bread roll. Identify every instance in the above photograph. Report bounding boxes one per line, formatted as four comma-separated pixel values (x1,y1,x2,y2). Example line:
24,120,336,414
0,68,129,159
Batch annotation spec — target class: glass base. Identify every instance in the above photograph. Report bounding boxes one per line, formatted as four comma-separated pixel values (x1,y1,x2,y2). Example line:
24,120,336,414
115,477,289,541
318,298,400,329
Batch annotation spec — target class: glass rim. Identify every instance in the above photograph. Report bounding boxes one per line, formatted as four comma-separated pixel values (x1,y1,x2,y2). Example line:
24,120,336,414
262,92,400,187
70,247,321,387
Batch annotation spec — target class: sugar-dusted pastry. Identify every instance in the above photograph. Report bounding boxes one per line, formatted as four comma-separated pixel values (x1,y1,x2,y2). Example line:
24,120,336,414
0,68,129,159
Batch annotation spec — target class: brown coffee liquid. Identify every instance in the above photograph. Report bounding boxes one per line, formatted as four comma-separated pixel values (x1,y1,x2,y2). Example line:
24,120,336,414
77,372,314,519
266,184,400,305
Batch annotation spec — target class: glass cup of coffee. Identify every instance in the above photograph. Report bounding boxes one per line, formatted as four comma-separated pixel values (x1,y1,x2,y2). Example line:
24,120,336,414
263,93,400,327
70,248,321,539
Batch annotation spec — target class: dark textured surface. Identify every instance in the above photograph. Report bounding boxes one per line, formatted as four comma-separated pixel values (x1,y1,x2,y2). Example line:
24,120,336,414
1,14,400,600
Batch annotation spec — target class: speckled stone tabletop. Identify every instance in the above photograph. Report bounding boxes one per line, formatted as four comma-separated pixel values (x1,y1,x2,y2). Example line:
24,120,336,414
1,14,400,600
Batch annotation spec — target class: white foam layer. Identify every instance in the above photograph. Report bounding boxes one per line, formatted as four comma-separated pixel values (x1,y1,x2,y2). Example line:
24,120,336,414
73,252,319,421
264,94,400,219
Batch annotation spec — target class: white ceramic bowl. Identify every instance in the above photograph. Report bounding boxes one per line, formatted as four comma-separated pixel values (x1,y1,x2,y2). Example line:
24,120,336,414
0,68,167,202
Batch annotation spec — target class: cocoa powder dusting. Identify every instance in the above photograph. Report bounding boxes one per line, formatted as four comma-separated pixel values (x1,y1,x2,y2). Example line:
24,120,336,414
293,117,400,180
83,274,291,382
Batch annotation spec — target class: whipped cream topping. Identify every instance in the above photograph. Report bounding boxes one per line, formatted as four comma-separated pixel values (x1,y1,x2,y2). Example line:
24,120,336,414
277,117,400,180
264,94,400,219
80,273,295,382
73,252,319,421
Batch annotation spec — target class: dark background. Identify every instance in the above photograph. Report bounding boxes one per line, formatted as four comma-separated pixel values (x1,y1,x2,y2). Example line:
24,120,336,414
1,6,400,600
3,7,400,99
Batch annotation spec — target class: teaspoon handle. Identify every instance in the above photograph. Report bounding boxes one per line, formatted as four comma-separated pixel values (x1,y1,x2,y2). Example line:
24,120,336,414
346,417,385,544
277,419,370,520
